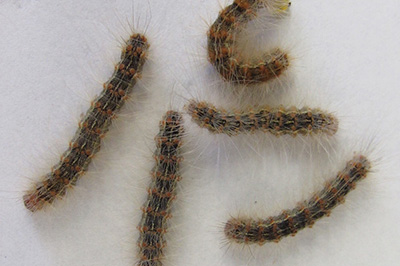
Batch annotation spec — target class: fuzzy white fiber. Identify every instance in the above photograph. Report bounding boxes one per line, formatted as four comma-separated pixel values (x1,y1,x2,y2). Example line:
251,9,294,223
0,0,399,265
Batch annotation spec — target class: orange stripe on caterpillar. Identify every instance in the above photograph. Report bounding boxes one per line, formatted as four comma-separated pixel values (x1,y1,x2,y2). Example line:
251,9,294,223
207,0,291,84
136,111,184,266
224,155,371,244
23,33,149,212
186,100,338,137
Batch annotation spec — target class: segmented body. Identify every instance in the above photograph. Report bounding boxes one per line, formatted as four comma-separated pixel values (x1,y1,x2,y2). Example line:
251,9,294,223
186,100,338,136
208,0,290,84
225,155,371,244
137,111,184,266
23,34,149,212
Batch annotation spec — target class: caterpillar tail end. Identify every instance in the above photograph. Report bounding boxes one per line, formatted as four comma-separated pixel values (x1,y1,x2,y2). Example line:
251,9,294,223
325,115,339,136
23,192,44,212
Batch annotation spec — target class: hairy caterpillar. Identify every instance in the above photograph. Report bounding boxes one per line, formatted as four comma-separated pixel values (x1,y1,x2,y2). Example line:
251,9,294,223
207,0,291,84
186,100,338,137
136,111,184,266
23,33,149,212
224,154,371,244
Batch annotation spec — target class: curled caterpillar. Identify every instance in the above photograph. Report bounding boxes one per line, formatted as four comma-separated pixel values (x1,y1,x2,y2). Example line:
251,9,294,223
136,111,184,266
225,155,371,244
186,100,338,137
23,33,149,212
207,0,291,84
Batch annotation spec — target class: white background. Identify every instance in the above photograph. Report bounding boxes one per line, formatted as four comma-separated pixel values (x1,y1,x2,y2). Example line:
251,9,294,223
0,0,399,265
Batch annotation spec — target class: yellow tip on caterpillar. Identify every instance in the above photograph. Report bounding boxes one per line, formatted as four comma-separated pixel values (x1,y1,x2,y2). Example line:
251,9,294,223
273,0,291,12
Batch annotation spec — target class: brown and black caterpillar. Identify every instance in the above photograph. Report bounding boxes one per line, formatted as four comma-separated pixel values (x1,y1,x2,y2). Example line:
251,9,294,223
136,111,184,266
23,33,149,212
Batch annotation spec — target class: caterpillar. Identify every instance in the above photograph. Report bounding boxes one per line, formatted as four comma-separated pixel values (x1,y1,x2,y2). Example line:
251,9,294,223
186,100,338,137
207,0,291,84
136,111,184,266
224,154,371,244
22,33,149,212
